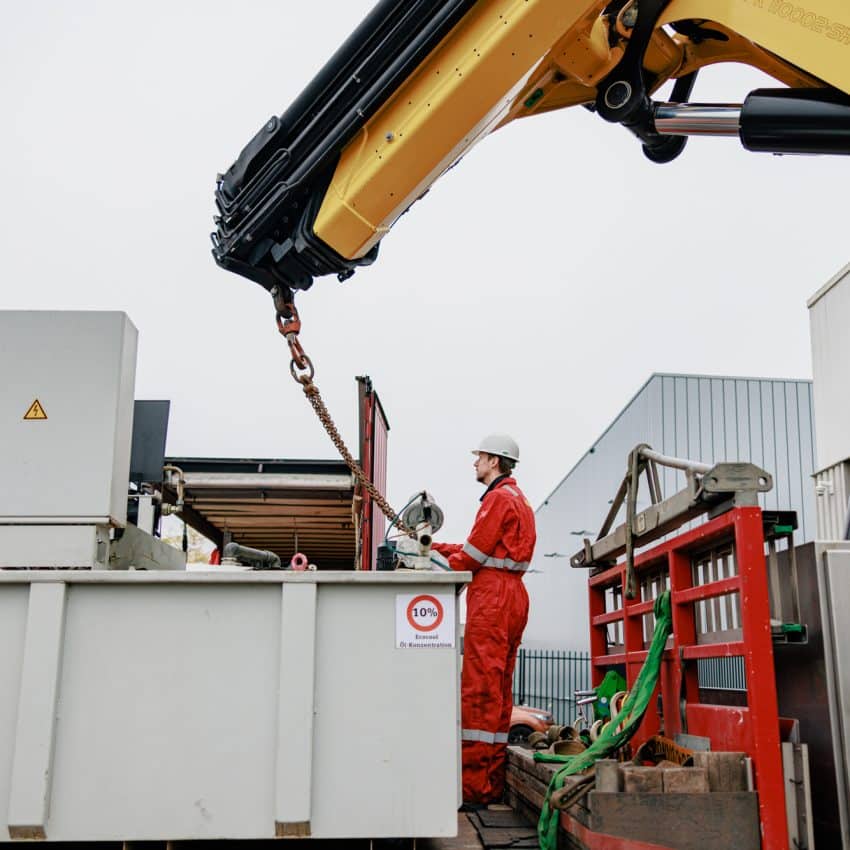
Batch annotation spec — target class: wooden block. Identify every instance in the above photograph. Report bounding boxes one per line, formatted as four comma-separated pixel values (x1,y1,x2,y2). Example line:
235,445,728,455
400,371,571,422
506,764,549,811
589,791,760,850
622,766,663,793
275,820,311,837
691,751,748,792
507,746,560,785
663,767,709,794
595,759,622,793
506,763,593,822
8,826,46,840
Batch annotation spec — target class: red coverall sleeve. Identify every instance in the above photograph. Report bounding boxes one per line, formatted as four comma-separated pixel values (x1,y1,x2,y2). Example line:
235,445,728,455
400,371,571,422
431,542,463,556
437,493,513,573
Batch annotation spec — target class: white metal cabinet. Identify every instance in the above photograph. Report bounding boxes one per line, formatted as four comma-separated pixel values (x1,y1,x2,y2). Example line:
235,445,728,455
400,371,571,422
0,570,467,842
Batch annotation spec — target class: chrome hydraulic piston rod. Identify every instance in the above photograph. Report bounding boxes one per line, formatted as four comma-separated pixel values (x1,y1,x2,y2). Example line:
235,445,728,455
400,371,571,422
653,103,740,136
653,88,850,155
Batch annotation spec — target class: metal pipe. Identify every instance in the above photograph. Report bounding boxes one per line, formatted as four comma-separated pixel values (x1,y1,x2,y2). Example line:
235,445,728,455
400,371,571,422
222,542,282,570
638,447,712,475
654,103,741,136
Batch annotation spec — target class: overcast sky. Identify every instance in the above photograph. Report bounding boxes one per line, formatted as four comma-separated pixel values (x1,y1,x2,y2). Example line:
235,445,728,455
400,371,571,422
2,2,848,544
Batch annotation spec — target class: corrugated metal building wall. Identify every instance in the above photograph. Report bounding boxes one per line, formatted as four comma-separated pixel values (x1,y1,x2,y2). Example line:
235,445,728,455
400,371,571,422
523,373,816,650
808,263,850,539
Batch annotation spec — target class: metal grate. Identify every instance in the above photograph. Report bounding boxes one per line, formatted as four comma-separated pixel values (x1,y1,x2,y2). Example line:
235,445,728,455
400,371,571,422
697,656,747,692
512,649,591,725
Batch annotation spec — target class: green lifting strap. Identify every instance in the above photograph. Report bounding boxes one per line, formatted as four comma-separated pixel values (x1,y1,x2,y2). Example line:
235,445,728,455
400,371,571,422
593,669,627,721
534,591,673,850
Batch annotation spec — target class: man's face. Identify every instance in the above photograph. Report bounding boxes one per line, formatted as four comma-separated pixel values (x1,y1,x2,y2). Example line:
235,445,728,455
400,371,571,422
473,452,496,484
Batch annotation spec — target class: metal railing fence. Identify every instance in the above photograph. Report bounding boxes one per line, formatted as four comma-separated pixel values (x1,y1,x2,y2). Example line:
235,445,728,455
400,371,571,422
509,649,744,726
512,649,591,725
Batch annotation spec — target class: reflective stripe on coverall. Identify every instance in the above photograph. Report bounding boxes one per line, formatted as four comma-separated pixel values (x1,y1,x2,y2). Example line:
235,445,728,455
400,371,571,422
432,475,536,804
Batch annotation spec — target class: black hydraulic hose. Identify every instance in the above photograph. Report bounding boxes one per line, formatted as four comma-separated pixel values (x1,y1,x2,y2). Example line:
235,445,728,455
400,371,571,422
222,542,283,570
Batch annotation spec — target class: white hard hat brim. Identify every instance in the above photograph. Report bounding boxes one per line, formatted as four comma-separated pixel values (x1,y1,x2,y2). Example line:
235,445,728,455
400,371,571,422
470,449,519,463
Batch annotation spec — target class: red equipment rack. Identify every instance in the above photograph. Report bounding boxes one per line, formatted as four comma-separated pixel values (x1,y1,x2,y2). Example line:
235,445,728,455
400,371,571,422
588,506,789,850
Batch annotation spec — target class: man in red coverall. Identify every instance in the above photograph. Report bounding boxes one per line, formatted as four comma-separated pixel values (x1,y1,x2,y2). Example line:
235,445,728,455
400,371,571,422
431,434,536,808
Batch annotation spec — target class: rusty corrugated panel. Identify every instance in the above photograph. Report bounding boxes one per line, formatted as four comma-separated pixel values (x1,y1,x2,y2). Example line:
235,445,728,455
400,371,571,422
356,375,391,570
370,394,390,569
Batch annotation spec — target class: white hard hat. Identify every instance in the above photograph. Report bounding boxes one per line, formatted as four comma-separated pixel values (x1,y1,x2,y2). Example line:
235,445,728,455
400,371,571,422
472,434,520,463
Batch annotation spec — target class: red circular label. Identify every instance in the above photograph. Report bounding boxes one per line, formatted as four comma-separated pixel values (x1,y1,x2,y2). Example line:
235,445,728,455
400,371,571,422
406,594,444,632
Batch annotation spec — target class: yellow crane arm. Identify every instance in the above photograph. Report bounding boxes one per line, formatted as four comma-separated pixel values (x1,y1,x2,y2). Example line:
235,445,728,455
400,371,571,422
212,0,850,295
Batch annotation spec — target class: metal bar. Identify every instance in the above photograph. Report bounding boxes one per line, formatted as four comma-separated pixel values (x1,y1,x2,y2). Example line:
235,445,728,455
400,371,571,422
624,450,640,598
788,539,801,625
575,457,771,571
180,473,354,489
593,653,628,667
638,446,713,474
649,460,663,505
767,538,784,623
518,649,525,705
682,642,747,660
572,489,706,568
672,576,741,606
710,552,722,635
721,551,735,633
596,476,628,540
592,610,625,627
627,598,655,617
588,564,624,588
654,103,741,136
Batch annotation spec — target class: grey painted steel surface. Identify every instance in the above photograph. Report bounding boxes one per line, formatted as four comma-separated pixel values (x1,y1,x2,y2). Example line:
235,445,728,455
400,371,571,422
0,311,137,526
808,263,850,472
808,264,850,538
773,542,844,846
0,570,467,842
0,525,110,569
814,461,850,539
523,373,816,650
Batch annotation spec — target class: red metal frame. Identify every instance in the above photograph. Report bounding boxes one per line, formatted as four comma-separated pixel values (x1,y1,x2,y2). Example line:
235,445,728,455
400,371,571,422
587,506,789,850
357,377,389,570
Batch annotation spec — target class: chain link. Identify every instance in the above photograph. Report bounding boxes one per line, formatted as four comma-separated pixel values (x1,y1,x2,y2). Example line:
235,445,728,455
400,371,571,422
275,299,413,537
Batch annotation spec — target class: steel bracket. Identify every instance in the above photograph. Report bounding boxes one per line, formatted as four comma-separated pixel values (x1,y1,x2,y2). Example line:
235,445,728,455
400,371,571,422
571,445,774,599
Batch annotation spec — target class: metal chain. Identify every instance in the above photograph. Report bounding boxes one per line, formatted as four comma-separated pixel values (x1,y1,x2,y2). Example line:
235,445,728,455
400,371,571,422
272,293,413,536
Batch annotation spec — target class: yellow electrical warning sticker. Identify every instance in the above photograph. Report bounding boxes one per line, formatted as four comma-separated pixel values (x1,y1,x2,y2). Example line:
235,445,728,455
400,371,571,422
23,399,47,420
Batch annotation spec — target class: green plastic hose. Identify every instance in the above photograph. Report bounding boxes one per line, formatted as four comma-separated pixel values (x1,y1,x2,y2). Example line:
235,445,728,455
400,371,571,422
535,591,673,850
